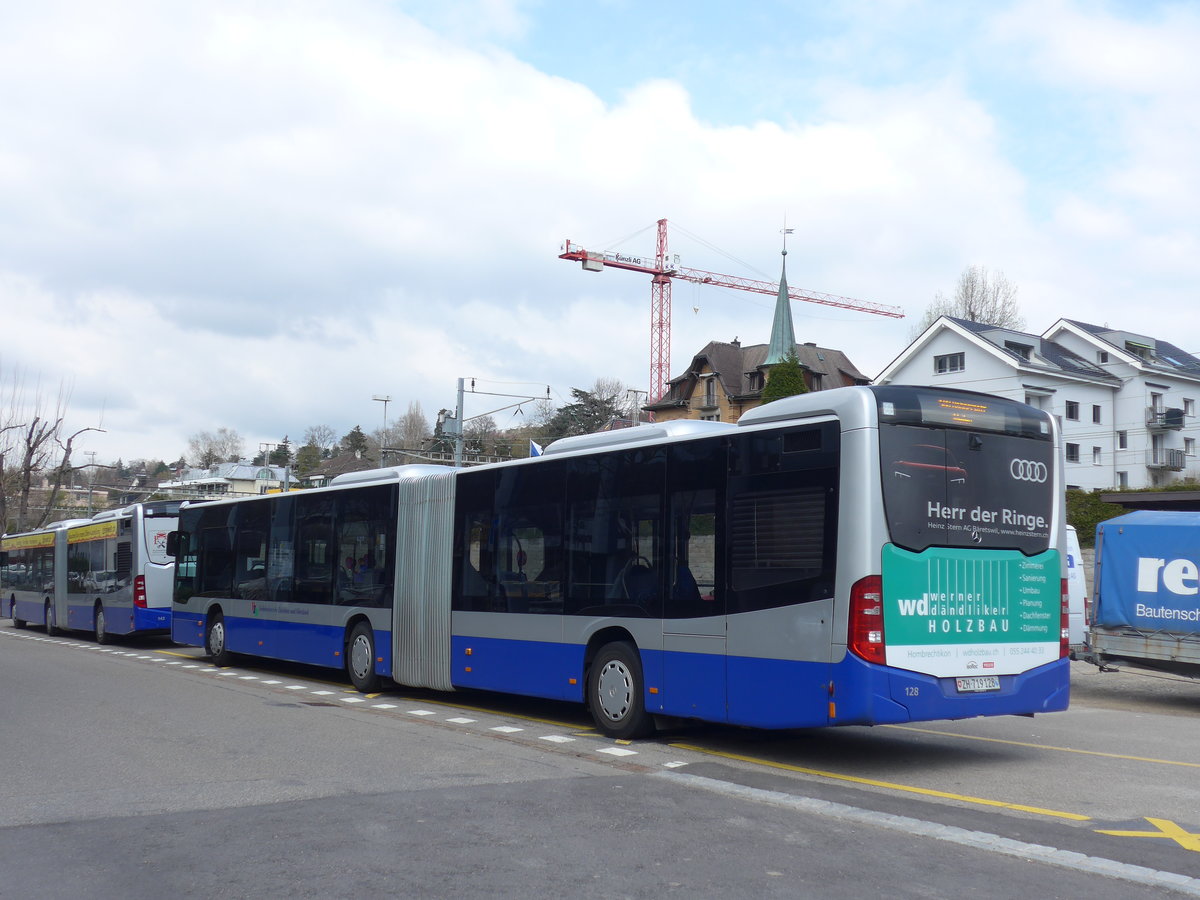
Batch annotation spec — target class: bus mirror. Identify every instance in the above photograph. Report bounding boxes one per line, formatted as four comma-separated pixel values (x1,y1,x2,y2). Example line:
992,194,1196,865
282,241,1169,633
166,531,181,558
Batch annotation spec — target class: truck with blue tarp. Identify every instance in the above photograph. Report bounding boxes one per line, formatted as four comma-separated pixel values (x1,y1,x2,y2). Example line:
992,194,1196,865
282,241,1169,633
1086,510,1200,678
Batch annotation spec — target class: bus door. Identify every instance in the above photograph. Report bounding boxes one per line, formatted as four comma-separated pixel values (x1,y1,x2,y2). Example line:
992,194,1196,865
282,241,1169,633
660,440,727,723
725,423,840,728
141,508,179,609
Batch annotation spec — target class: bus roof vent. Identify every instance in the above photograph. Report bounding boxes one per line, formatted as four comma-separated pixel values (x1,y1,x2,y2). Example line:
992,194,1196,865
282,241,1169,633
48,518,95,531
329,464,453,486
542,420,735,456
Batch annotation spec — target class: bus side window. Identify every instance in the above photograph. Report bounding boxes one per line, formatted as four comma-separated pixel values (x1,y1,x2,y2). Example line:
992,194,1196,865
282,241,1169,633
294,493,334,605
566,447,663,618
232,499,268,602
668,490,717,618
334,485,393,608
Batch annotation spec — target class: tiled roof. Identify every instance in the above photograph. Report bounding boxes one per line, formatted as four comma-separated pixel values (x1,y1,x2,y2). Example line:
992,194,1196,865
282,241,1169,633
647,339,868,408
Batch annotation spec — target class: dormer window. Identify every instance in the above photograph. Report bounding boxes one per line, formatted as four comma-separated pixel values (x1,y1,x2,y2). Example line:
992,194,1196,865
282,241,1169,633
1004,341,1032,361
1125,341,1152,360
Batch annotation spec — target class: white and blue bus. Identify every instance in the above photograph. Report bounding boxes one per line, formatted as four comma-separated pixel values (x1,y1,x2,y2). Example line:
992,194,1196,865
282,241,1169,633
169,385,1070,737
3,501,179,641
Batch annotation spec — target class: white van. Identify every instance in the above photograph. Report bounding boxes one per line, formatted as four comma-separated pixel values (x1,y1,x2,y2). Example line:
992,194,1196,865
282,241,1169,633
1065,524,1089,654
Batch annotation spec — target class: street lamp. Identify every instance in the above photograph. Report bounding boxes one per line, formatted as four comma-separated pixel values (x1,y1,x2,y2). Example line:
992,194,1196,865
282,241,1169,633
372,395,391,464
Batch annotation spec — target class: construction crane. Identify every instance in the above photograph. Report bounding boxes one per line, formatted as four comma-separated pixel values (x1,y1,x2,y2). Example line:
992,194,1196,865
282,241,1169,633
559,218,905,404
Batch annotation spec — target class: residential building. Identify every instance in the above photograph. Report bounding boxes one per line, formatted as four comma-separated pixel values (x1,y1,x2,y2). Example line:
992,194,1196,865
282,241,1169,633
644,338,869,423
299,451,378,488
876,316,1200,491
157,460,294,498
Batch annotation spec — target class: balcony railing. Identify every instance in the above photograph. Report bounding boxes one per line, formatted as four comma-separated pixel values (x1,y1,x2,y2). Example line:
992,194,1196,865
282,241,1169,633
1147,448,1187,471
1146,407,1185,430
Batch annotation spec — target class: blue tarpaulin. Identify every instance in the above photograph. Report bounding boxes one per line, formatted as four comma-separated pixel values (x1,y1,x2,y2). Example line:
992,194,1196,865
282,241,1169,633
1095,511,1200,632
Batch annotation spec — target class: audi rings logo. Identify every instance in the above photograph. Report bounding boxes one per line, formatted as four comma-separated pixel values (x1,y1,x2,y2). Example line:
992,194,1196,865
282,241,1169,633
1010,459,1048,482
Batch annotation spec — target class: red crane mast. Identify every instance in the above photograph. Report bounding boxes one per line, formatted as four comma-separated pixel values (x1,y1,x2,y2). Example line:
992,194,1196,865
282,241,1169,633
560,218,904,404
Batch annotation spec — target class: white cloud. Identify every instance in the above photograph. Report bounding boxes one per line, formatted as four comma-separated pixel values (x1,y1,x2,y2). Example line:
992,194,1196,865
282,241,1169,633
1,0,1198,466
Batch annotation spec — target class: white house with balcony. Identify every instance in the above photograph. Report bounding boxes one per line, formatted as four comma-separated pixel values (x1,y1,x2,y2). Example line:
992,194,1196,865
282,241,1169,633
876,317,1200,492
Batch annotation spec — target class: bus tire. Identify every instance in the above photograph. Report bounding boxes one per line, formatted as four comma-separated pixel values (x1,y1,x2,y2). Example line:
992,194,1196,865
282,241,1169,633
94,604,109,645
205,610,233,667
588,641,654,740
347,622,380,693
10,597,25,628
44,601,58,636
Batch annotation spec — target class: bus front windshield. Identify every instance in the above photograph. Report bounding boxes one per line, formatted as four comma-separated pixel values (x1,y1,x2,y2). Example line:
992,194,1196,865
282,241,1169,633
874,387,1054,556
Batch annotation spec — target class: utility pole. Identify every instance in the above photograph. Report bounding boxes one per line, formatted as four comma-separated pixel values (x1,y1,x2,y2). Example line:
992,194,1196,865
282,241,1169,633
372,395,392,465
438,378,551,467
85,450,97,514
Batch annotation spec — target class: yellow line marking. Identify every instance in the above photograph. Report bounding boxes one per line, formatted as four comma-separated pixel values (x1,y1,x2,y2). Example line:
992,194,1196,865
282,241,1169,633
155,649,196,659
670,743,1090,821
1097,818,1200,853
885,724,1200,769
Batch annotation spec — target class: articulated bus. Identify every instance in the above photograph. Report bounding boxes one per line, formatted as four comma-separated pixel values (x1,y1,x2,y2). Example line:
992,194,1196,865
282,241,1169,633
169,385,1069,737
2,501,180,641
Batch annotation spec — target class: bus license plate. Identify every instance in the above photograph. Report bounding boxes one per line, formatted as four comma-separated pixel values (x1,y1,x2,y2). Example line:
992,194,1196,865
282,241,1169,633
956,676,1000,693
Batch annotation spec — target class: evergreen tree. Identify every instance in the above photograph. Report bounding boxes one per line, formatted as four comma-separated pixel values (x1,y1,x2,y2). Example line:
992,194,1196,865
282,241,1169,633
295,443,322,475
546,386,625,439
759,350,808,404
341,425,370,456
268,437,293,467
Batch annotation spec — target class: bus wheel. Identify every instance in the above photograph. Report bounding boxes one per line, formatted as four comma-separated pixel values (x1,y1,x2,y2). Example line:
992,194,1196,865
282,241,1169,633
10,598,25,628
588,642,654,740
347,622,380,693
205,610,232,667
94,604,109,645
44,601,58,637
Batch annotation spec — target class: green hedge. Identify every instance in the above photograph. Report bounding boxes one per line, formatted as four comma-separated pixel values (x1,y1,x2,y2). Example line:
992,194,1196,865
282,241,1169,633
1065,490,1126,547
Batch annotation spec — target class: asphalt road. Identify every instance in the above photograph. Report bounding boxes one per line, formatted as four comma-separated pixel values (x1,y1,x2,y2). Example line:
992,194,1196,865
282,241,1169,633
1,626,1198,899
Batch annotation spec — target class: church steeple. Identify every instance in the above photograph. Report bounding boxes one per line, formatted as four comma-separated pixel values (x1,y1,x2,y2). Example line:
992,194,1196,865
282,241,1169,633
765,242,796,365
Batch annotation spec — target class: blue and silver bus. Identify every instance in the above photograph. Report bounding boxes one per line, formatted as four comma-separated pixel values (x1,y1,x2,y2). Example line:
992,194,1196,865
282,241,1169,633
3,501,179,641
169,385,1069,737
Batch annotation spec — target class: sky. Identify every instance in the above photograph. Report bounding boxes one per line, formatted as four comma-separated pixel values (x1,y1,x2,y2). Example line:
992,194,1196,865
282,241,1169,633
2,0,1198,466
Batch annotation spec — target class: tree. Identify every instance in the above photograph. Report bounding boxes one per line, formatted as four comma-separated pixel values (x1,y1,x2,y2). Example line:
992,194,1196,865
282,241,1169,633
0,371,100,532
910,265,1024,339
187,427,245,467
294,443,322,475
341,425,370,457
303,424,338,458
268,436,293,467
545,378,629,440
759,350,808,404
398,401,430,459
463,415,499,457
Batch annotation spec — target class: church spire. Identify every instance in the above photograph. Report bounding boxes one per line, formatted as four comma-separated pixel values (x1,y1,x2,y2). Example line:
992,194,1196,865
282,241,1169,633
765,231,796,365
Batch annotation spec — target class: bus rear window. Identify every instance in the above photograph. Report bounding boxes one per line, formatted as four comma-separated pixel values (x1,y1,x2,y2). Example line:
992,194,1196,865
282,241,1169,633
880,423,1054,555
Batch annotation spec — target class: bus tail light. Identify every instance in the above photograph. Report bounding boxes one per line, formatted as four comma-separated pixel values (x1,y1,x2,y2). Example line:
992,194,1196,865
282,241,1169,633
134,575,147,608
849,575,885,664
1060,578,1069,658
